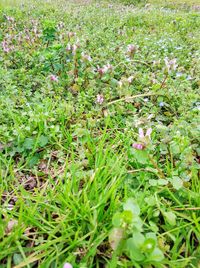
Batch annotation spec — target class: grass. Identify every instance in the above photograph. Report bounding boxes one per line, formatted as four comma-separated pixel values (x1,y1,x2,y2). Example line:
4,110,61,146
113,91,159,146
0,0,200,267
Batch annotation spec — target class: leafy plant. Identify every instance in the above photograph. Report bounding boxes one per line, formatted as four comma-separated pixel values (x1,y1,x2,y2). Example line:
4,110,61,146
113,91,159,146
109,199,164,266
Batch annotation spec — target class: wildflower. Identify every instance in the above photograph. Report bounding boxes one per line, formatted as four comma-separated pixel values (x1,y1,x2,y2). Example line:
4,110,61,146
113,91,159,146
57,21,65,30
159,102,165,107
139,128,152,139
186,75,192,80
152,59,160,66
127,76,134,84
81,52,92,62
132,128,152,150
176,72,183,77
66,44,71,51
118,80,123,87
147,114,154,120
50,75,58,82
1,40,14,53
72,44,78,53
67,32,76,39
127,44,137,57
102,63,112,73
63,263,73,268
96,94,104,105
98,64,112,76
164,58,178,73
6,16,14,22
132,143,145,150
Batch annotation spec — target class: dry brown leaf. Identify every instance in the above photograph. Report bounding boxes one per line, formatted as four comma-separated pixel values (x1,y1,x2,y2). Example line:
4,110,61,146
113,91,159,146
6,219,18,234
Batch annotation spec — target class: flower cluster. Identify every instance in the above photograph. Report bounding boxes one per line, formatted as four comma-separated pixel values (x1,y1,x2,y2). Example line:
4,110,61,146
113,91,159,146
118,75,134,87
164,58,178,73
127,44,137,57
2,40,14,53
96,94,104,104
97,63,113,76
81,52,92,62
132,128,152,150
50,74,59,82
66,43,80,54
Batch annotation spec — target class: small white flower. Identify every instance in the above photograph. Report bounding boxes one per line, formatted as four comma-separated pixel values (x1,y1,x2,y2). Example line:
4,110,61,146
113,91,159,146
127,76,134,83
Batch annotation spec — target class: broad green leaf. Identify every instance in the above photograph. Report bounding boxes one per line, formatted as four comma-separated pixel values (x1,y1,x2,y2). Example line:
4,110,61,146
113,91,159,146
23,138,34,150
163,211,177,226
142,238,156,253
13,253,23,265
38,135,49,147
145,232,157,241
112,212,122,227
170,141,180,155
149,179,157,186
121,210,133,224
158,179,168,186
144,196,156,206
126,237,145,262
132,217,143,232
123,198,140,216
148,247,164,262
28,154,40,168
131,149,149,164
171,176,183,190
132,231,145,248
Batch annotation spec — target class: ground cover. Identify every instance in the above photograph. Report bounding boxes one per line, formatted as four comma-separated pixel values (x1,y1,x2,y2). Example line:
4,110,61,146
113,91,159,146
0,0,200,267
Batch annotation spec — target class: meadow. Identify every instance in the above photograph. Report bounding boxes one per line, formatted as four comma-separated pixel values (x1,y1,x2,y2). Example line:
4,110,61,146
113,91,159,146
0,0,200,267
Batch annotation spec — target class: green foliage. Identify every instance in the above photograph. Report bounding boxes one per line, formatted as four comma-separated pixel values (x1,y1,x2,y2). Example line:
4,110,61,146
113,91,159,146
118,0,146,5
0,0,200,267
109,199,164,266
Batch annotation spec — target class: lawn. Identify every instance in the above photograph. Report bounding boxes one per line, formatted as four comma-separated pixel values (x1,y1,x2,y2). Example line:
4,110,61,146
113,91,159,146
0,0,200,267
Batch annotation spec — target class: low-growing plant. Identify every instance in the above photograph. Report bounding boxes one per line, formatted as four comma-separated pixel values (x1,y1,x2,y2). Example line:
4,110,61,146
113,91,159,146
109,198,164,267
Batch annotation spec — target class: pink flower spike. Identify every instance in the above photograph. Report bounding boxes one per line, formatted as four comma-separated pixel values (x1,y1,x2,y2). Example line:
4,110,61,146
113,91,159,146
63,263,73,268
66,44,71,51
127,44,137,54
96,94,104,105
146,128,152,138
139,128,144,139
132,143,145,150
50,75,58,82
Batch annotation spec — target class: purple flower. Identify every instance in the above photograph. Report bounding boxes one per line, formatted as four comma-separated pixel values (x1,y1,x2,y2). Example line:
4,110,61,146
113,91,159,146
63,263,73,268
146,128,152,138
67,32,76,39
139,128,145,139
50,75,58,82
159,102,165,107
139,127,152,139
127,44,137,56
132,143,145,150
164,58,178,73
2,40,11,53
96,94,104,105
81,52,92,62
97,64,112,76
6,16,14,22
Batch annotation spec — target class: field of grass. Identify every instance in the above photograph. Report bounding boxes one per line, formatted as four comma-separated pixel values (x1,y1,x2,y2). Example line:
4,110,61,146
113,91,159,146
0,0,200,267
